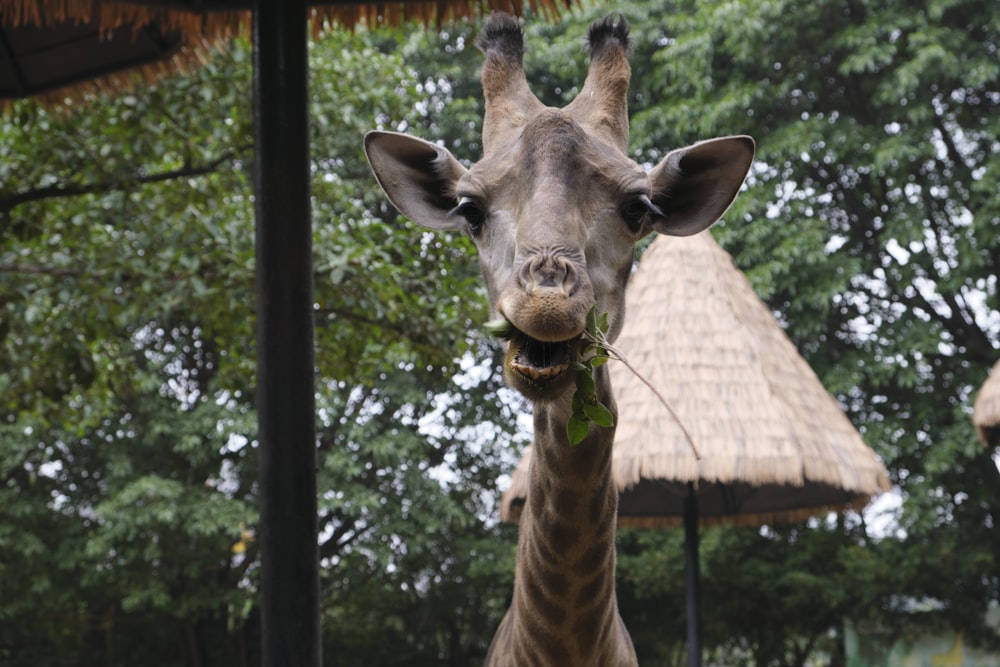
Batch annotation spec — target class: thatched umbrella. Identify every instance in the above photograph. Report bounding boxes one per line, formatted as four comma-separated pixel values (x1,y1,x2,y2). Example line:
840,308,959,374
3,2,570,665
973,359,1000,447
501,230,891,665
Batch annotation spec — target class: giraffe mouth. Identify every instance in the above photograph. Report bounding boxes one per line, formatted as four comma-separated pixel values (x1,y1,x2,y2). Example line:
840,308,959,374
506,328,578,388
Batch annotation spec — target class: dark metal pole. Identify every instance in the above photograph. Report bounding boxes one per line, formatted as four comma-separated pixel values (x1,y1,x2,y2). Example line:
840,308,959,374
252,1,320,666
684,483,701,667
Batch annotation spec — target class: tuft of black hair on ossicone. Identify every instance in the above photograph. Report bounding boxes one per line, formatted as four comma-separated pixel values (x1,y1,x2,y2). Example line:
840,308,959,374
585,13,632,57
474,12,527,61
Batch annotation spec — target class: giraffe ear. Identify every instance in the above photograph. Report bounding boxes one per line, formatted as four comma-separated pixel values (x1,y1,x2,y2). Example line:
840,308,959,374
364,131,468,231
646,135,755,237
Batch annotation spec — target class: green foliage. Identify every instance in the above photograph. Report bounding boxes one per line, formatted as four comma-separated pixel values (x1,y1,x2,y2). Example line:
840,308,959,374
616,0,1000,658
0,26,516,666
3,1,998,664
476,0,999,660
568,308,615,445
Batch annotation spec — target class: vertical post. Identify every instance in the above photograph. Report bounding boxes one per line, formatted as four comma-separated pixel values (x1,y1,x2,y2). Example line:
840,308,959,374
252,2,320,666
684,483,701,667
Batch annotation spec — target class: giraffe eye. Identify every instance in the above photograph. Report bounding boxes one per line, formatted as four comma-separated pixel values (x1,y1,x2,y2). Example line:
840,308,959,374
621,195,662,232
449,197,486,237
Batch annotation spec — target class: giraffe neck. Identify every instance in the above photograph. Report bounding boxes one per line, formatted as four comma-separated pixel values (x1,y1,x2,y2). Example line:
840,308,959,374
489,366,636,666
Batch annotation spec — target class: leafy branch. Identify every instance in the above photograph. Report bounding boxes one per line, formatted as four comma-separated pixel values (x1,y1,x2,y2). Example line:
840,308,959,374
566,308,615,445
574,309,700,458
487,308,700,456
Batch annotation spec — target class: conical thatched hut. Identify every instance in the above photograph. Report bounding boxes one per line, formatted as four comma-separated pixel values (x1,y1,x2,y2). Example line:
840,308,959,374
973,359,1000,447
502,231,891,527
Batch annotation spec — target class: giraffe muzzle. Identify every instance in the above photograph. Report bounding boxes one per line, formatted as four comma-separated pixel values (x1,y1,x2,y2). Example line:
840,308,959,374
495,251,593,400
498,249,593,343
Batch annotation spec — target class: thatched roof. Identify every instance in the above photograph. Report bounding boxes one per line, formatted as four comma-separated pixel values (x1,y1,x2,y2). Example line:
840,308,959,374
973,358,1000,447
1,0,570,104
501,231,891,528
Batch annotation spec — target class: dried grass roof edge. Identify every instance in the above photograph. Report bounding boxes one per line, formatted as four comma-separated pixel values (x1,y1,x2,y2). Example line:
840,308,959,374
972,358,1000,446
2,0,574,106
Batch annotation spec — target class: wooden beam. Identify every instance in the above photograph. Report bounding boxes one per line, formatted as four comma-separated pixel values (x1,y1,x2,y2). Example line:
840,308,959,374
252,0,321,664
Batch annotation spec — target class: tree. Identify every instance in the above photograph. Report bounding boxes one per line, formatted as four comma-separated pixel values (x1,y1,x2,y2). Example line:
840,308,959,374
1,37,262,666
444,0,999,661
616,0,1000,656
0,27,520,666
5,2,997,664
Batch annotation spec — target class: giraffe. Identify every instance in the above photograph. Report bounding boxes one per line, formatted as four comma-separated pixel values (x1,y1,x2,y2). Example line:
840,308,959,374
364,13,754,666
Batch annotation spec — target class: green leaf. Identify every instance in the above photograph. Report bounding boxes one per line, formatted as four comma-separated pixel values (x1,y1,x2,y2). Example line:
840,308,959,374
596,310,609,335
566,414,590,445
483,318,515,340
590,353,609,367
574,366,596,398
582,400,614,428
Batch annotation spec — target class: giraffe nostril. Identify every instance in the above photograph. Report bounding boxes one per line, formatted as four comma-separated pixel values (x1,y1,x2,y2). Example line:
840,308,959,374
560,263,577,297
521,251,574,294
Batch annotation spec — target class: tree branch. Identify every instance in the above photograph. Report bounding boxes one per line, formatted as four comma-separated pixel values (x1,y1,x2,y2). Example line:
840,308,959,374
931,110,975,185
0,145,251,213
318,516,374,560
0,264,80,277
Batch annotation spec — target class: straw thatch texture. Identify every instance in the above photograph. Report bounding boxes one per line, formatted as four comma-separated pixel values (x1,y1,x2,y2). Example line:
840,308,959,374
1,0,571,105
972,358,1000,447
2,0,567,32
1,1,237,105
501,231,891,528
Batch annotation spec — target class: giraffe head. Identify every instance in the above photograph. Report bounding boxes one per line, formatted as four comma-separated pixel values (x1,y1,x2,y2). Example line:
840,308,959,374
365,13,754,403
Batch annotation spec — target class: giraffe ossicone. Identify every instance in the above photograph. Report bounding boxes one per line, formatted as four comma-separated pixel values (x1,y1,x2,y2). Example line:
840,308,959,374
366,12,753,666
